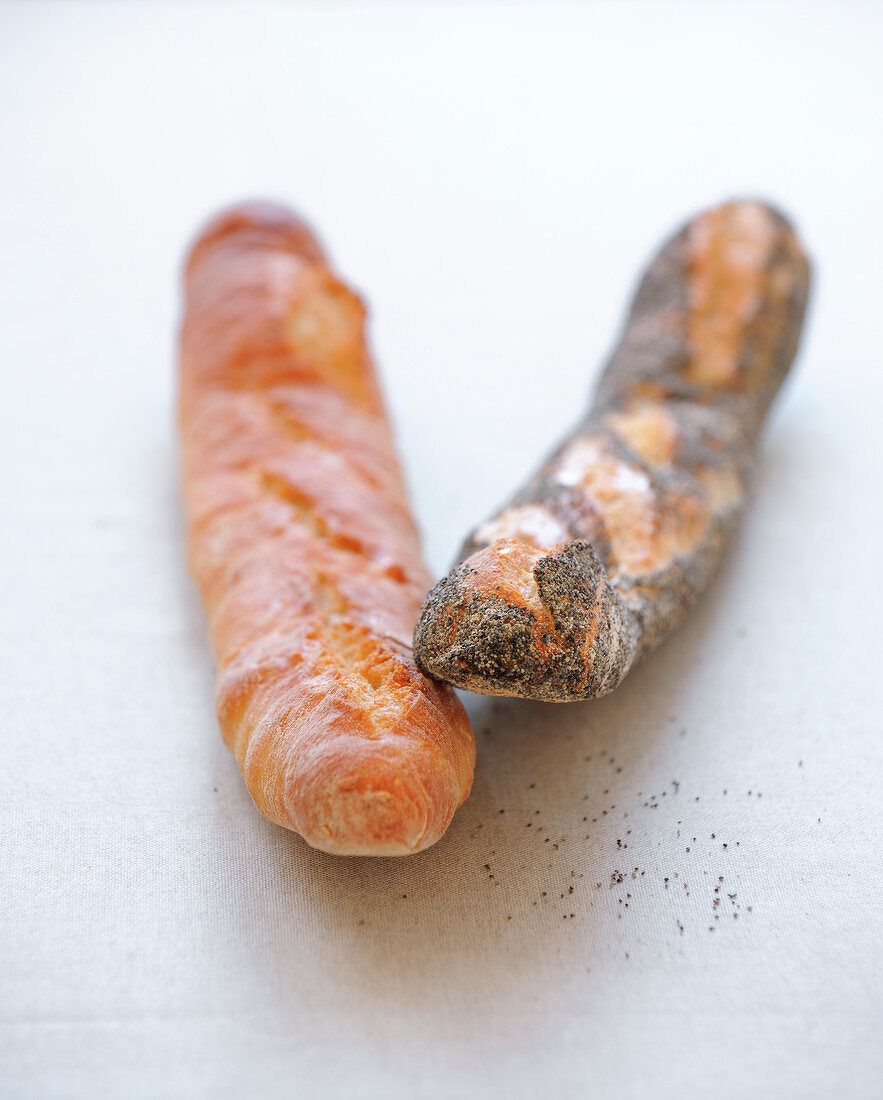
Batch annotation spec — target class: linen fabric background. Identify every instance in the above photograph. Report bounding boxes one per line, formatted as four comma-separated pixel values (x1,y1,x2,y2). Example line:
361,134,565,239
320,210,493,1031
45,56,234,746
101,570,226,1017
1,3,881,1097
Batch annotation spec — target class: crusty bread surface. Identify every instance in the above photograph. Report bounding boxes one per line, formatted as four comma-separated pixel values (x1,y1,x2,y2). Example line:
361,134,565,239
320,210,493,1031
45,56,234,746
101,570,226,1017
414,201,811,701
179,202,475,855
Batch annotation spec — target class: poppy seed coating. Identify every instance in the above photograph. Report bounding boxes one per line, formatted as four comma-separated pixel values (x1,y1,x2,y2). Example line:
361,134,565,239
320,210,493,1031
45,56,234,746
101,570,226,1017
414,200,811,701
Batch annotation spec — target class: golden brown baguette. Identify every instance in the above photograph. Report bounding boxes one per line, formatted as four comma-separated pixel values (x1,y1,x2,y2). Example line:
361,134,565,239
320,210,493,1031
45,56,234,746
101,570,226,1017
414,200,811,701
179,202,475,855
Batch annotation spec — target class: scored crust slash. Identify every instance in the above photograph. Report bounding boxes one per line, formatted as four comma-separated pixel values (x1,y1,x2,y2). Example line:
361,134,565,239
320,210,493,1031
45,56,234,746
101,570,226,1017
179,202,475,856
414,200,811,702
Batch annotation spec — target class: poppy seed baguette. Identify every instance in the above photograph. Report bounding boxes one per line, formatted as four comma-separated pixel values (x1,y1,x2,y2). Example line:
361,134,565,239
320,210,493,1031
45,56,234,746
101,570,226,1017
179,202,475,855
414,200,810,702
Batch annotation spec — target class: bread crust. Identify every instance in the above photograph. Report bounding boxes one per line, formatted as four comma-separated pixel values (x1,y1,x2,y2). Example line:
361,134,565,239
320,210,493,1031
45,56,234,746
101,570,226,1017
179,202,475,855
414,201,811,701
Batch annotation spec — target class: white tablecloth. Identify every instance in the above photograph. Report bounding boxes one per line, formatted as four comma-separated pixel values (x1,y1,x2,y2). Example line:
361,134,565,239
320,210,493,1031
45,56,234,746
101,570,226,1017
2,3,881,1097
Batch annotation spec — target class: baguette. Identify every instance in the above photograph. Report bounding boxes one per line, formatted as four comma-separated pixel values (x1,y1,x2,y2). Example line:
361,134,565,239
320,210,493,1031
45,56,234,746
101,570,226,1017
179,202,475,855
414,200,810,701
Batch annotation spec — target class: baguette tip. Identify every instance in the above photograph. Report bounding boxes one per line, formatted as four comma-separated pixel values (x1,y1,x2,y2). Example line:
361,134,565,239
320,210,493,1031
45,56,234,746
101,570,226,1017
184,199,325,282
414,540,639,703
282,740,454,857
